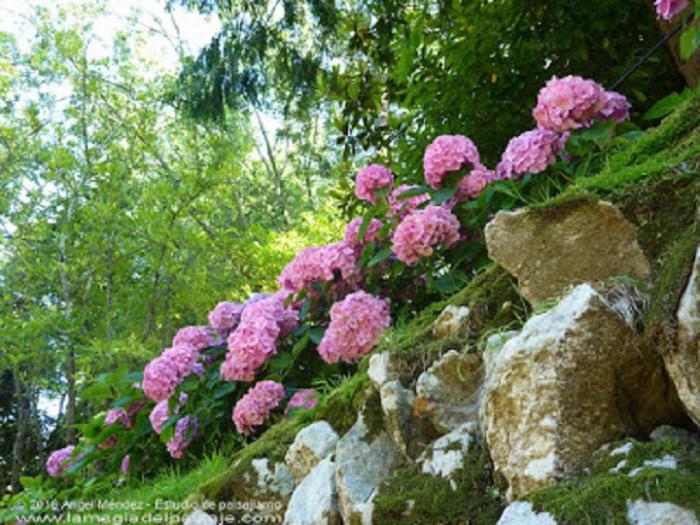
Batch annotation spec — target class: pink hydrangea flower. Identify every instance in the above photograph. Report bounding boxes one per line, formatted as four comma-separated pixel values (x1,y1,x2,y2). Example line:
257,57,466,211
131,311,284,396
285,389,319,413
221,296,289,382
272,291,300,337
46,445,76,477
120,455,130,475
208,301,244,339
596,91,631,123
143,357,180,402
149,392,188,434
655,0,688,19
391,205,461,265
388,184,431,220
232,380,286,435
172,326,214,352
456,165,496,201
533,75,606,133
162,344,200,378
166,416,199,459
278,242,360,295
345,217,383,248
105,408,129,427
317,291,391,364
423,135,480,189
355,164,394,204
497,128,564,180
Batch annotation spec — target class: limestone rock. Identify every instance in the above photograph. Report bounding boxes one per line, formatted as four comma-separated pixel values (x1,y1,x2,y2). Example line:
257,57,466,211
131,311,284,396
432,305,471,339
483,330,519,379
481,284,681,499
626,500,699,525
496,502,557,525
668,246,700,427
650,425,700,443
184,509,217,525
415,350,483,434
379,380,426,459
250,458,294,498
368,352,402,390
284,456,341,525
419,422,478,490
285,421,338,483
484,199,650,306
335,407,401,524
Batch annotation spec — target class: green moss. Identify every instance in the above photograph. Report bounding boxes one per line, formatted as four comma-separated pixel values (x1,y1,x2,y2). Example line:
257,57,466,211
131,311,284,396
359,388,386,444
525,437,700,524
372,443,504,524
314,371,368,435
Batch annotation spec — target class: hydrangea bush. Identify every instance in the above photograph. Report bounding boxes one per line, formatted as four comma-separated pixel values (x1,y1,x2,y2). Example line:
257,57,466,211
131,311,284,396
39,74,634,490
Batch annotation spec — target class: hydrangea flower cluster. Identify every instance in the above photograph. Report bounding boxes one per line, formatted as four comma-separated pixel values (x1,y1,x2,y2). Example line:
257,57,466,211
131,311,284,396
388,184,431,220
120,454,130,475
278,242,360,295
285,389,319,413
46,445,76,477
149,392,188,434
456,166,497,200
317,291,391,364
208,301,244,338
596,91,631,123
533,75,606,133
655,0,688,19
355,164,394,203
166,416,199,459
345,217,384,248
173,326,214,351
105,407,129,428
423,135,480,189
497,128,565,180
391,205,461,265
143,343,199,402
232,380,286,435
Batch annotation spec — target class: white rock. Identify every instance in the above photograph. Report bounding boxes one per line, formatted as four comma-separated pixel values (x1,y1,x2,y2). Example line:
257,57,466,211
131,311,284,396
481,284,679,499
184,509,217,525
251,458,294,498
379,380,424,459
626,499,699,525
284,456,340,525
432,305,471,339
629,455,677,477
285,421,338,483
610,460,627,473
415,350,483,433
496,501,557,525
483,330,519,378
420,422,477,490
667,246,700,427
335,409,401,524
611,442,634,456
651,425,700,443
368,352,401,389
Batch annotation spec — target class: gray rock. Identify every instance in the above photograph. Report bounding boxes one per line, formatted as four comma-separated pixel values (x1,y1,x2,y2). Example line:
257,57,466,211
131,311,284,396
335,408,401,524
626,500,699,525
285,421,338,483
415,350,483,434
379,380,419,459
650,425,700,443
284,456,340,525
481,284,682,499
483,330,519,379
432,305,471,339
251,458,295,498
484,199,650,306
496,501,557,525
667,246,700,427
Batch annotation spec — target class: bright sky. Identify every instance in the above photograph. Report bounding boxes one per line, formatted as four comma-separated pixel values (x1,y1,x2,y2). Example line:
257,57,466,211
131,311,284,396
0,0,220,71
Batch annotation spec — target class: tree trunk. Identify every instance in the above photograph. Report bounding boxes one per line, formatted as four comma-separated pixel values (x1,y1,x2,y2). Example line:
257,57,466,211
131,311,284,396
11,369,29,493
653,2,700,87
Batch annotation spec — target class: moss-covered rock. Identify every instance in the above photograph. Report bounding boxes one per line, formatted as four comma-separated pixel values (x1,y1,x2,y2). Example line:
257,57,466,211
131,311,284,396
524,434,700,524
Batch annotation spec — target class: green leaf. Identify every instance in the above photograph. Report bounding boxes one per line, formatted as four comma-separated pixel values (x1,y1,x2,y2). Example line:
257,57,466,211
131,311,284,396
357,209,374,241
80,382,112,400
19,476,42,490
396,185,430,199
309,326,326,344
213,381,236,399
432,187,457,205
368,246,392,267
643,91,689,120
680,26,700,60
358,241,376,267
291,331,310,357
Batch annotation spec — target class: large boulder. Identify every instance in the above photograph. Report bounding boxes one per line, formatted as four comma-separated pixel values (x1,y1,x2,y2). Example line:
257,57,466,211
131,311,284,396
415,350,483,434
335,401,401,524
379,380,431,459
284,456,341,525
285,421,338,483
481,284,682,499
668,246,700,427
484,199,650,306
626,500,699,525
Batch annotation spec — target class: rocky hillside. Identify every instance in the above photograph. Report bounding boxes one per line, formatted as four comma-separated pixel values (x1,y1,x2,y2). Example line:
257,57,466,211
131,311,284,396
181,100,700,524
